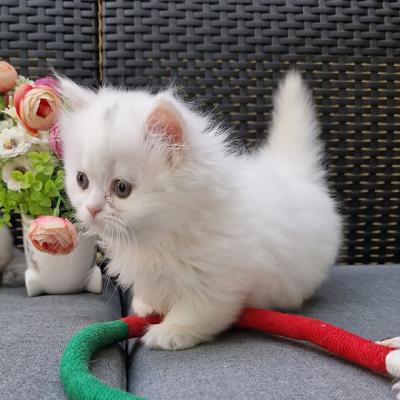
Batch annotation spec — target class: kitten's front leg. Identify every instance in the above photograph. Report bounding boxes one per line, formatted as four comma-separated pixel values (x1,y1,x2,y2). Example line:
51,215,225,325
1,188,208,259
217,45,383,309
142,297,242,350
131,296,155,317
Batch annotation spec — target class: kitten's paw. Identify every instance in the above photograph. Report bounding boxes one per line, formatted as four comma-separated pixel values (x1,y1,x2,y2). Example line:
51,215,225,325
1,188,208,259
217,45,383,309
377,337,400,348
142,323,203,350
132,296,154,317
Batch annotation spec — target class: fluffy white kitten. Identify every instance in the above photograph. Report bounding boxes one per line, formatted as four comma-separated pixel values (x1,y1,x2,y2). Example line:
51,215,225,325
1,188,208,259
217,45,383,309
59,71,341,350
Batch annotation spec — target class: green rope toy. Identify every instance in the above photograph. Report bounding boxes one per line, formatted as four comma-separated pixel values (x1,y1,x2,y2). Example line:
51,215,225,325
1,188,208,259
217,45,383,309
60,309,400,400
60,315,160,400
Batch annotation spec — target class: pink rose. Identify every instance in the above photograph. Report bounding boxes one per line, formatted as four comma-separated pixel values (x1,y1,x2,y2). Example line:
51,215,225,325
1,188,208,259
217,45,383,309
35,76,58,91
28,216,78,255
14,83,60,136
49,124,63,158
0,61,18,93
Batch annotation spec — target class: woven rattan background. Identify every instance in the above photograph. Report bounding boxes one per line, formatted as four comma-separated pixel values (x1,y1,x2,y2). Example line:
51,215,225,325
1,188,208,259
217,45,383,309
102,0,400,265
0,0,99,84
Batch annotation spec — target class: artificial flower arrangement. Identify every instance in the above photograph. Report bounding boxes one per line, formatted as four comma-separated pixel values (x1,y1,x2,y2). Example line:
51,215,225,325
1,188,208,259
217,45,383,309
0,61,65,226
0,61,101,296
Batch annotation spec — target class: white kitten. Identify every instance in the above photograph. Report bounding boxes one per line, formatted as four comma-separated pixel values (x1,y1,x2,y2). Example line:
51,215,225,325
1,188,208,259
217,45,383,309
59,71,341,350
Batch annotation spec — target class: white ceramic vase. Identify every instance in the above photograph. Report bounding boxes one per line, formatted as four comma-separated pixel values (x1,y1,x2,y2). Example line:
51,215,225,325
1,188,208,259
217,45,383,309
22,215,102,297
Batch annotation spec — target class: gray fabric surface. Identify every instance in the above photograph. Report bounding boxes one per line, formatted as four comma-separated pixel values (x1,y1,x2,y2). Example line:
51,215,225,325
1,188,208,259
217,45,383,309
128,265,400,400
0,277,125,399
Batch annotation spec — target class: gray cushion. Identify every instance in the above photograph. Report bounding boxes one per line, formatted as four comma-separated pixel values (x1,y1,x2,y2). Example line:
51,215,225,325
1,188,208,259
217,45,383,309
0,279,125,399
128,265,400,400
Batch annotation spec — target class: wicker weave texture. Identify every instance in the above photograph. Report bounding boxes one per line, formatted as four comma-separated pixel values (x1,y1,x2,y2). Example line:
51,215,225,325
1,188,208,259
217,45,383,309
102,0,400,264
0,0,99,84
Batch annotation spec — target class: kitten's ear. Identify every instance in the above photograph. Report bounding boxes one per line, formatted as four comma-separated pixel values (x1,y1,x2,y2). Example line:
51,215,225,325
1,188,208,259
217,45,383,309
56,76,95,110
145,96,184,146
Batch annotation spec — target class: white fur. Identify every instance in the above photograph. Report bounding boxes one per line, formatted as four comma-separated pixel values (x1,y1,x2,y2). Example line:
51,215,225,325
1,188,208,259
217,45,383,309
377,338,400,383
377,337,400,348
59,71,341,350
386,350,400,378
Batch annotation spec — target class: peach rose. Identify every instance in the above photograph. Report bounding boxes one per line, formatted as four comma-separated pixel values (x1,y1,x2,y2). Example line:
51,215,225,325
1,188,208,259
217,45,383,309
14,83,60,136
28,216,78,255
0,61,18,93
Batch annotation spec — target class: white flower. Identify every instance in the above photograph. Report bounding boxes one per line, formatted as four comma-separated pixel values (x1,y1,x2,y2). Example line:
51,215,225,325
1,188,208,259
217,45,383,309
16,76,34,87
0,119,14,130
1,105,18,120
1,156,32,191
0,125,37,158
30,131,49,150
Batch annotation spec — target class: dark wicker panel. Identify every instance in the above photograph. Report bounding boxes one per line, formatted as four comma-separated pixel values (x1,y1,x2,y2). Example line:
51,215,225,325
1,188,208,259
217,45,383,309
102,0,400,265
0,0,99,84
9,214,23,249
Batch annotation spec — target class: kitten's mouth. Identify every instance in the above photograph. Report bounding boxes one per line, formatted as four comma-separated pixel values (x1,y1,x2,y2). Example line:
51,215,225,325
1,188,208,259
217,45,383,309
84,219,104,236
88,220,118,240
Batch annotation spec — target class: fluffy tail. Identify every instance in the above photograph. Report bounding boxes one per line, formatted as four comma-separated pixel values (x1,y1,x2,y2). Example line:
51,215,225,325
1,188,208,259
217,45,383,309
267,71,324,181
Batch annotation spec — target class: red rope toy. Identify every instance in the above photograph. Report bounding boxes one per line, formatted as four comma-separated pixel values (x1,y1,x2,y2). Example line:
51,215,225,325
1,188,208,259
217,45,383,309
124,308,400,376
60,307,400,399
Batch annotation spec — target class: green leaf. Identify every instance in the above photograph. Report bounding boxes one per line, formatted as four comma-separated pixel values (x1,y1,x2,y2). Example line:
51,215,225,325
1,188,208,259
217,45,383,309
31,192,42,202
0,96,5,111
20,180,30,190
8,191,19,202
11,170,24,181
33,162,44,172
39,196,52,207
32,180,43,191
35,172,47,183
3,213,10,224
42,165,54,176
24,171,34,185
44,180,55,191
55,177,64,190
40,153,51,162
44,180,59,197
50,189,59,197
0,150,71,219
28,152,41,162
28,203,42,216
41,207,54,216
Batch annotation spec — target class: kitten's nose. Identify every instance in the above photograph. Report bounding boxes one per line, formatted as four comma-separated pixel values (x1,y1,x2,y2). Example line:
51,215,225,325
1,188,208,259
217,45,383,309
87,206,102,218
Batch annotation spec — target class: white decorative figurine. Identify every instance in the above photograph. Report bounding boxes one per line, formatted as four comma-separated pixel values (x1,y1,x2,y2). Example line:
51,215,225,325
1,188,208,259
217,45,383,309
23,216,102,296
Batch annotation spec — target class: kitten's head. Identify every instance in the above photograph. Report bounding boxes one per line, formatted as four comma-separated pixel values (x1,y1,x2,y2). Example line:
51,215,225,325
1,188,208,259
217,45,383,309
58,78,212,242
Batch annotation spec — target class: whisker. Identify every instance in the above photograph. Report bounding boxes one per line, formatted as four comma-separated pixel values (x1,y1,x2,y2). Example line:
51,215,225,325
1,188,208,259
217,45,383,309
107,214,138,253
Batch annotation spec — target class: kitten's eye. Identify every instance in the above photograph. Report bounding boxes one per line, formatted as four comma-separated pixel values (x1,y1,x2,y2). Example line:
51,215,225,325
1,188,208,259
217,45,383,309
113,179,133,198
77,172,89,190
